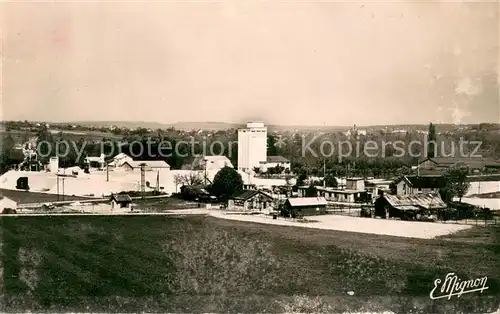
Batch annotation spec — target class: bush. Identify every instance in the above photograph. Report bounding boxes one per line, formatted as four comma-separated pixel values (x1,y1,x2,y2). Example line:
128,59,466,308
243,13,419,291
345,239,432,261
2,208,17,214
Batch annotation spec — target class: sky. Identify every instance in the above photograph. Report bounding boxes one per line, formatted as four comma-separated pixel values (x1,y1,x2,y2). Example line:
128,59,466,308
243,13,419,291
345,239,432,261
2,1,499,126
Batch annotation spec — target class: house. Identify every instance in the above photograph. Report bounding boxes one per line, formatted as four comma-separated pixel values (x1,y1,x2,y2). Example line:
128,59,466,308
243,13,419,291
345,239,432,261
259,156,291,173
283,197,328,216
0,196,18,213
85,154,106,169
346,178,365,191
110,194,132,210
107,153,133,168
357,129,367,136
228,190,274,211
191,155,234,171
418,157,500,173
365,179,393,201
374,193,447,219
122,160,171,171
394,175,446,196
315,186,368,203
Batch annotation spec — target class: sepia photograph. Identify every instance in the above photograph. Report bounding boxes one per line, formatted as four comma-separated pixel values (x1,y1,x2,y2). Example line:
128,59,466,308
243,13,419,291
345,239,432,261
1,0,500,313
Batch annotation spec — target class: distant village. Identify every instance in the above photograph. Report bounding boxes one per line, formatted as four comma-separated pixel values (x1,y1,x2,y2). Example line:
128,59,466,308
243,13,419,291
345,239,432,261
1,120,500,223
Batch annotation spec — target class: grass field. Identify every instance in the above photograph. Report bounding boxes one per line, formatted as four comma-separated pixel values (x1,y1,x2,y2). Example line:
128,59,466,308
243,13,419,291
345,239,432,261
0,189,96,204
1,215,500,313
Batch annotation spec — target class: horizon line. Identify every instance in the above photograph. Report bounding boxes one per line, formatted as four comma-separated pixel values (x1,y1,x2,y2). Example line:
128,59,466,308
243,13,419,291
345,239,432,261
2,119,499,129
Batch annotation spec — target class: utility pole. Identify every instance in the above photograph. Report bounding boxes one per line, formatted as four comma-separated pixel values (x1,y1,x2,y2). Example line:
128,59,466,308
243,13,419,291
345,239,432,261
62,168,66,201
140,163,146,199
156,170,160,192
204,158,207,186
57,175,60,201
106,161,109,182
323,159,326,188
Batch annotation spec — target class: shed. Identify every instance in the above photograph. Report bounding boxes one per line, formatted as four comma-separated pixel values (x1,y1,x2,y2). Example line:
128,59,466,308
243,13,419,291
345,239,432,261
283,197,328,217
228,190,274,211
110,194,133,209
374,193,447,219
394,175,446,195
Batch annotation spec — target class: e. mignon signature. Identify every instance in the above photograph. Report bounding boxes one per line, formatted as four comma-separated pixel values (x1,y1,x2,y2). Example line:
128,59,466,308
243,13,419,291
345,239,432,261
430,272,489,300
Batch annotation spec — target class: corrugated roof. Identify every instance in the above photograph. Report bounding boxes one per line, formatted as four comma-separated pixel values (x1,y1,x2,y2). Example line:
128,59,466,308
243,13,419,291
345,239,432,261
383,194,446,209
286,197,328,207
394,205,420,211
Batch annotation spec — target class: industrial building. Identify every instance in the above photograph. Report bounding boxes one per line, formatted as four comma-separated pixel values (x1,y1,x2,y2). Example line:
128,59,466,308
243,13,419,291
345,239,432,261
237,122,268,173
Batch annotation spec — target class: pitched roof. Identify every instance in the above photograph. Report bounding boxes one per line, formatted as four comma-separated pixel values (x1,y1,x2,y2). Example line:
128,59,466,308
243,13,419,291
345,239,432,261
232,190,273,201
123,160,170,168
111,194,132,202
404,175,447,189
266,156,290,163
192,155,234,169
316,187,365,194
286,197,328,207
420,157,500,169
383,193,446,210
0,196,16,203
204,155,232,162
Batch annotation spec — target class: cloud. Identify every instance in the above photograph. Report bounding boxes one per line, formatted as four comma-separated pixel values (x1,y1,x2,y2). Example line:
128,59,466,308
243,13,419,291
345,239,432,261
454,77,483,96
451,103,471,125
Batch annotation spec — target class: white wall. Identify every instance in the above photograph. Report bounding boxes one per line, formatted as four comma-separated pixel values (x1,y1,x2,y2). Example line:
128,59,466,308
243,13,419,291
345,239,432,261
0,197,17,211
238,122,267,172
260,162,291,173
49,157,59,173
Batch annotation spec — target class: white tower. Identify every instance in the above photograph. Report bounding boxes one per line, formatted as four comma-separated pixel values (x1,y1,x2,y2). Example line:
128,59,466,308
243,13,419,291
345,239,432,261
237,122,267,173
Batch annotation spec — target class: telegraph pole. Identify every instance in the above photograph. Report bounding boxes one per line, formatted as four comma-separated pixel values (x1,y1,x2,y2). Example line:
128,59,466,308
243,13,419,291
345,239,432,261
62,168,65,201
323,159,326,188
106,161,109,182
204,158,207,186
156,170,160,192
140,163,146,199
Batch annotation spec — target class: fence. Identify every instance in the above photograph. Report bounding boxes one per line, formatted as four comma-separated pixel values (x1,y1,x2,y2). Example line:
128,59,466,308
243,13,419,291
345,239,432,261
326,203,500,226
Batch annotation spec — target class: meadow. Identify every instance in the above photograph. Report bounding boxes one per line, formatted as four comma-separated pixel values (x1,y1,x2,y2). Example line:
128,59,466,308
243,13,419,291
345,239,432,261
1,215,500,313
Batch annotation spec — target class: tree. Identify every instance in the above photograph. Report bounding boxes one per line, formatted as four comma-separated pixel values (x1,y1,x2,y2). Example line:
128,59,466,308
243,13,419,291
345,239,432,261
324,174,338,188
440,166,471,203
174,171,204,187
173,174,184,193
296,171,308,186
210,166,244,201
305,184,318,197
273,165,284,174
427,123,437,158
267,135,278,156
